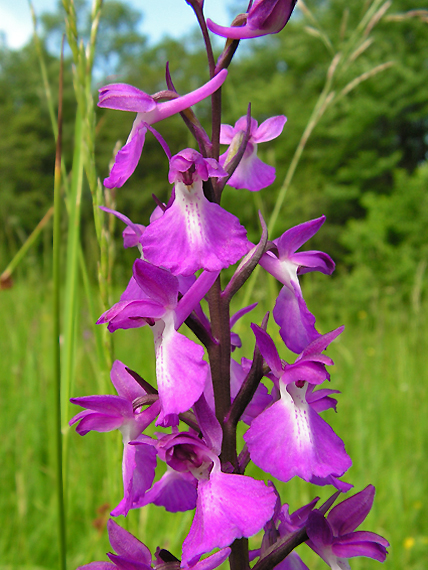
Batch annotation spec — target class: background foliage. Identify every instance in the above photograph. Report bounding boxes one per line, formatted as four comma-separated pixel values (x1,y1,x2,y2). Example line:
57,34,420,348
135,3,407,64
1,0,427,304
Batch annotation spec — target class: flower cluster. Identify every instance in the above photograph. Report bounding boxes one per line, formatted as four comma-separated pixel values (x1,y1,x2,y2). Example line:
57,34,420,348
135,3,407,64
70,2,388,570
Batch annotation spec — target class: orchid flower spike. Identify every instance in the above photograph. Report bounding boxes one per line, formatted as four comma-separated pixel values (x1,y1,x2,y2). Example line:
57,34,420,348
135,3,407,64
220,115,287,191
98,69,228,188
207,0,297,40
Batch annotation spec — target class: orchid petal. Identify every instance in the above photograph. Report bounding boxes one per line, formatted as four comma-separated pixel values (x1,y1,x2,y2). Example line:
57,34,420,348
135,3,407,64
133,259,179,309
111,442,157,517
142,180,249,275
328,485,375,536
253,115,287,143
277,217,326,258
222,146,276,191
135,467,197,512
182,470,276,564
104,121,147,188
70,395,133,417
107,519,152,564
332,540,388,562
273,283,321,354
98,83,156,113
292,251,335,275
110,360,147,402
251,324,283,377
153,320,208,418
244,383,351,482
72,412,125,435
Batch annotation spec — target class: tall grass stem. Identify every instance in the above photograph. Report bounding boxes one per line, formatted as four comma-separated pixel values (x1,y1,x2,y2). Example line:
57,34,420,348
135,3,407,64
53,36,67,570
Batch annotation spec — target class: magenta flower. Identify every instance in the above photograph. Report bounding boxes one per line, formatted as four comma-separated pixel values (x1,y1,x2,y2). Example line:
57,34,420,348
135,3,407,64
69,360,159,516
306,486,389,569
244,326,352,488
220,115,287,191
147,431,276,566
141,148,251,275
97,260,219,420
77,518,231,570
259,216,335,353
207,0,297,40
98,70,227,188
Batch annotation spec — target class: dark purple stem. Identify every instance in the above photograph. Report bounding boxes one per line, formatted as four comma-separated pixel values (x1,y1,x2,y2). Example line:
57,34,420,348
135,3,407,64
206,277,232,449
215,39,240,74
223,212,268,303
226,313,268,429
186,0,216,78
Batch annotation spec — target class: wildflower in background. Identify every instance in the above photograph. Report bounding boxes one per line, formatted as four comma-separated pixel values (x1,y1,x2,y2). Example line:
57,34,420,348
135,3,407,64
98,70,228,188
259,216,335,353
220,115,287,191
69,360,159,516
306,485,389,569
244,325,352,487
207,0,297,40
141,149,251,275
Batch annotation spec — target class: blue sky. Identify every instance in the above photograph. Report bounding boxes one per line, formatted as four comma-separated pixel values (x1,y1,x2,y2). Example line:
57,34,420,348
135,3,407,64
0,0,236,50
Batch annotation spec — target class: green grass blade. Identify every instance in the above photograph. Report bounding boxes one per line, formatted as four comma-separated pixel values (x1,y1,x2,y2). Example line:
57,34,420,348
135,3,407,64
52,37,67,570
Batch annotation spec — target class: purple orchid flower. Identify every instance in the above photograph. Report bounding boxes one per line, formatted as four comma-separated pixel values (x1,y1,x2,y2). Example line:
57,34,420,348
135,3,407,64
306,485,389,569
98,70,228,188
259,216,335,353
141,149,251,275
244,325,352,488
251,489,319,570
76,518,231,570
141,429,276,566
97,260,219,421
220,115,286,191
69,360,159,516
128,393,221,515
207,0,297,40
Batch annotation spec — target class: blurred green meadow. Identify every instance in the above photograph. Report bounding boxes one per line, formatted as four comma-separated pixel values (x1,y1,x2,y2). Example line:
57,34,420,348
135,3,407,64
1,270,427,569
